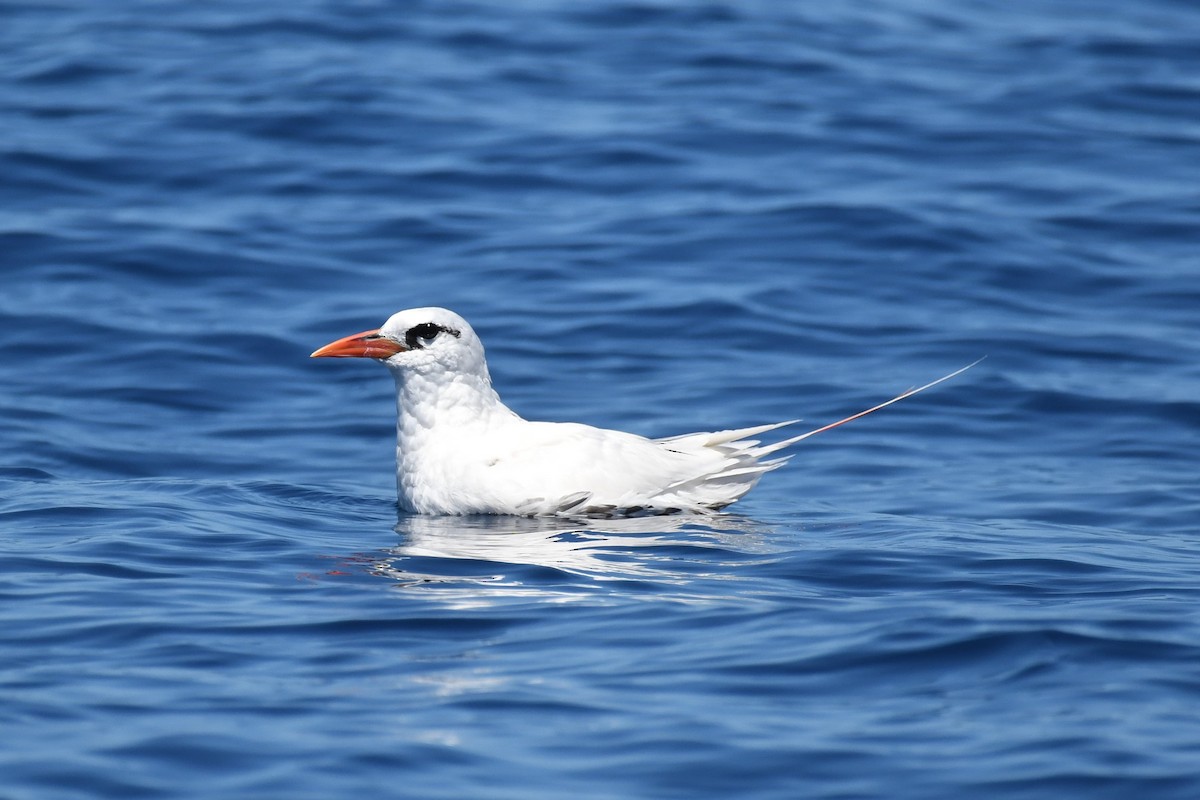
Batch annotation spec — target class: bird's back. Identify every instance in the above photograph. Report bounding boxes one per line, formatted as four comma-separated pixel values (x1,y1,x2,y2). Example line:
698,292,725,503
398,415,797,517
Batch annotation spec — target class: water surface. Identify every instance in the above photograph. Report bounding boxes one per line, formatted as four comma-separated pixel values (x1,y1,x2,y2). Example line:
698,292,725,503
3,1,1199,798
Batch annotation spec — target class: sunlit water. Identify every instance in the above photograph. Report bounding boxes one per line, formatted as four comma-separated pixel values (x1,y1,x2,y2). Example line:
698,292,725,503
3,2,1199,798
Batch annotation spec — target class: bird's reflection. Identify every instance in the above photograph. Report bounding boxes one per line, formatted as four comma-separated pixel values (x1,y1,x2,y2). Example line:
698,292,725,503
365,512,781,606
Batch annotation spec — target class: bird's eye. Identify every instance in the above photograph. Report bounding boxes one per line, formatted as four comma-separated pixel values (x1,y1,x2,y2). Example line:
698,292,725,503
403,322,462,350
405,322,444,350
412,323,441,340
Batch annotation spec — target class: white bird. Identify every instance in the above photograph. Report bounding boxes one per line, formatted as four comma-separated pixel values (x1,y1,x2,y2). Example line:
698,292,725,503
312,307,975,517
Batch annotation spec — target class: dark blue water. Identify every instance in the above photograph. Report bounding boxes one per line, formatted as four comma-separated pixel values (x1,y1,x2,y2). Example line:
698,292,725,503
3,1,1200,797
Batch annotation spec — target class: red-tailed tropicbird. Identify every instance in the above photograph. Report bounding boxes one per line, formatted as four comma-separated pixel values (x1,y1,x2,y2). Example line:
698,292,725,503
312,307,976,517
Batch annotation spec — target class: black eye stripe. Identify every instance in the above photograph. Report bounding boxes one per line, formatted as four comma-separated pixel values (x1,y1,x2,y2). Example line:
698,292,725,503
410,323,441,339
404,322,461,350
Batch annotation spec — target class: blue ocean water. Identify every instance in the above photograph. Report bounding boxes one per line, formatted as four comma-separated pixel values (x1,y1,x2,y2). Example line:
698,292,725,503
3,1,1200,797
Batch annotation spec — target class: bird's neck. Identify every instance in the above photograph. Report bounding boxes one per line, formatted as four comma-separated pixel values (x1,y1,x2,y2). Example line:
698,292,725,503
391,367,513,432
389,368,515,514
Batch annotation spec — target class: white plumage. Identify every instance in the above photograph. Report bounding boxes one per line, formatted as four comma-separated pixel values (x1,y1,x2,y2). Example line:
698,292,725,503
312,307,974,517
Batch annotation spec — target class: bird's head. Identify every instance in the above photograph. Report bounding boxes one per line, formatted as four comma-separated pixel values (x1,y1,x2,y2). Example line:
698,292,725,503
311,307,489,381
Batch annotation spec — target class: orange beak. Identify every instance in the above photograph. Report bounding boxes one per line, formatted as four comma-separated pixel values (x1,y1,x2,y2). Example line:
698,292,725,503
310,329,406,359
